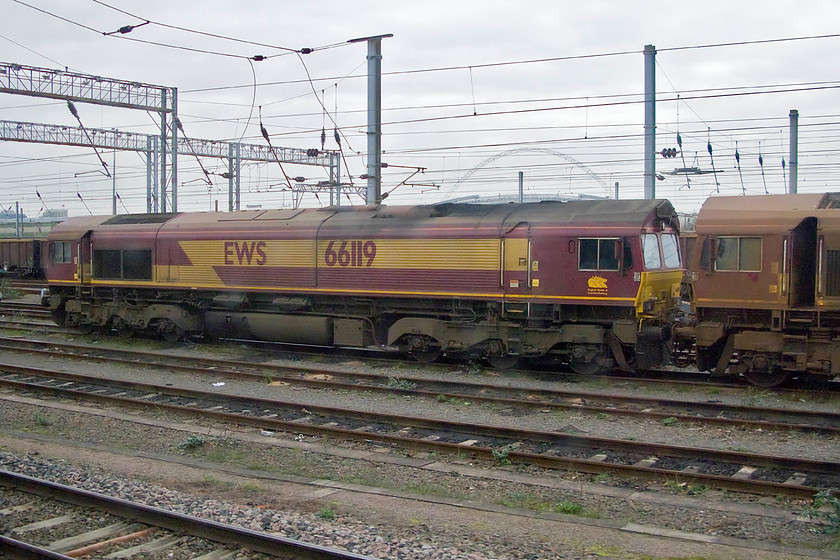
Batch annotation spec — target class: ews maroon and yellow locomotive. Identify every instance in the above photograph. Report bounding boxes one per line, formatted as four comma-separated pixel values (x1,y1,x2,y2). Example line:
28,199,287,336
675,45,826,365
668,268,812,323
45,199,683,372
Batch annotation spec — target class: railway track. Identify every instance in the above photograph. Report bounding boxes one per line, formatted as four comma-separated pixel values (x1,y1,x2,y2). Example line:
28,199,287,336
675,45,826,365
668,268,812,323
0,469,376,559
2,300,839,394
0,279,48,296
0,361,836,499
0,301,50,315
0,336,837,435
0,318,66,334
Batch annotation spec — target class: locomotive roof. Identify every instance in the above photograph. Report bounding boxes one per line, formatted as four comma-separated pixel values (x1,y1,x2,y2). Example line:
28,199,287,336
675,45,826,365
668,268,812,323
47,214,124,239
696,193,840,233
48,199,677,238
166,199,676,230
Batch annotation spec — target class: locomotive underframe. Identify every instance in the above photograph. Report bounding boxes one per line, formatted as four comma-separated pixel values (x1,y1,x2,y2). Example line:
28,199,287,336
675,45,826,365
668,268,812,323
48,285,667,372
692,307,840,383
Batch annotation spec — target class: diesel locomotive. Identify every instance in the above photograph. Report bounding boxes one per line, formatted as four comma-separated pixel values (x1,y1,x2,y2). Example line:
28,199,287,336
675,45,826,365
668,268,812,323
679,192,840,387
45,199,683,373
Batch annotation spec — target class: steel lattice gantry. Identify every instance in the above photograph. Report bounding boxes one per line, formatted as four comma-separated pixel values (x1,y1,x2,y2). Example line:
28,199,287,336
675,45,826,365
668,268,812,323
1,62,350,212
0,61,182,211
0,120,343,211
0,62,167,110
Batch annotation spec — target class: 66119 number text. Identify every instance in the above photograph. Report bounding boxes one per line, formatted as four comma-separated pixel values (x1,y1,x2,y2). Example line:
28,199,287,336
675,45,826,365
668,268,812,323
324,240,377,267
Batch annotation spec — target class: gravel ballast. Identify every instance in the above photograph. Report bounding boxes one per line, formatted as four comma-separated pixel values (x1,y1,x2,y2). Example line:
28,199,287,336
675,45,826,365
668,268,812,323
0,332,839,558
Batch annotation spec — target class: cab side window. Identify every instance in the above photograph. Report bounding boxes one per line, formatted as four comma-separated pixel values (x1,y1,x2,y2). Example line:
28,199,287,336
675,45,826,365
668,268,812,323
716,236,761,271
578,238,620,271
53,241,72,263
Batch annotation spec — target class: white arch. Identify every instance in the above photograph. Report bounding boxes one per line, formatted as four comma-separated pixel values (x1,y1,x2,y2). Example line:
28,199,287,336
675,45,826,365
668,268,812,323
448,148,612,198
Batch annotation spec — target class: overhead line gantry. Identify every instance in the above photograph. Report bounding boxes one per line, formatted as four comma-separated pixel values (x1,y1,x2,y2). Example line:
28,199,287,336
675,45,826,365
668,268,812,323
0,62,344,212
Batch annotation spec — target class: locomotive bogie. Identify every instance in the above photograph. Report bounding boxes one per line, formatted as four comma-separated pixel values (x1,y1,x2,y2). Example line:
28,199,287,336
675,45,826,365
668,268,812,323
59,295,202,341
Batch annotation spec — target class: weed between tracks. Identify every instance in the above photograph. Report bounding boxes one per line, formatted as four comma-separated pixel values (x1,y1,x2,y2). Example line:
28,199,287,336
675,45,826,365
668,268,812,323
0,279,22,299
663,479,710,496
740,388,775,406
168,429,607,517
197,473,265,496
315,505,336,519
497,492,598,518
22,412,59,436
386,377,416,391
803,490,840,549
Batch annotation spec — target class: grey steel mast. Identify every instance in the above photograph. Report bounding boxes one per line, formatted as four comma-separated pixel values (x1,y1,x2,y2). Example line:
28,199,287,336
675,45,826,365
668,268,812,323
643,45,656,199
349,34,392,205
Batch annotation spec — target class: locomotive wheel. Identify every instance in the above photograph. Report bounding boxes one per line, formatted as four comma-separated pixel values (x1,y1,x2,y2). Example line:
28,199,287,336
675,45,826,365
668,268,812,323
50,307,67,327
406,335,442,364
111,317,135,338
568,344,606,375
568,354,605,375
412,348,441,363
115,324,135,338
485,340,518,369
487,353,519,369
159,319,184,342
742,367,792,388
66,312,94,334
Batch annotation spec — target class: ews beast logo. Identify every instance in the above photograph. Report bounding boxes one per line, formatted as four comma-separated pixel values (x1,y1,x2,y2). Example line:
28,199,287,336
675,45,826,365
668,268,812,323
224,241,267,266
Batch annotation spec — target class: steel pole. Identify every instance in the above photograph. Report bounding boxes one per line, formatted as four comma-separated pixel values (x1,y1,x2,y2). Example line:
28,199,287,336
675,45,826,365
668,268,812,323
366,38,383,205
789,109,798,194
228,143,234,212
235,143,241,211
644,45,656,199
146,136,153,213
171,87,178,212
160,88,167,213
112,146,116,215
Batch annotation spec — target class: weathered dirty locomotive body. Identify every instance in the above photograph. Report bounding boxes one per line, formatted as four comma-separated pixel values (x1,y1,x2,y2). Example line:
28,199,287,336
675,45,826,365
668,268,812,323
45,199,683,372
685,193,840,386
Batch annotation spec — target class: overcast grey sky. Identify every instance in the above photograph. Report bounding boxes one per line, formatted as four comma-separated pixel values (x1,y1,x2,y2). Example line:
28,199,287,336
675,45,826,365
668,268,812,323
2,0,839,217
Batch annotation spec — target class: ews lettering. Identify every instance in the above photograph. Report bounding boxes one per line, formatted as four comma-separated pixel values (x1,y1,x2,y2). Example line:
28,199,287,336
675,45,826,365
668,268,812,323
324,240,376,267
224,241,267,265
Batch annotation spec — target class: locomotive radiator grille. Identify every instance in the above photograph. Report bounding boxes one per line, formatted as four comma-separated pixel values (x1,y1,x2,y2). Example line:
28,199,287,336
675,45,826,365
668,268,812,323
826,249,840,297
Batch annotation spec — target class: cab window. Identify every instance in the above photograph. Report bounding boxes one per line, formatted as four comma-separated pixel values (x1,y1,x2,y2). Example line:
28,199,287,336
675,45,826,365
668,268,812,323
53,241,72,264
642,233,662,269
578,238,620,271
661,233,681,268
716,236,761,271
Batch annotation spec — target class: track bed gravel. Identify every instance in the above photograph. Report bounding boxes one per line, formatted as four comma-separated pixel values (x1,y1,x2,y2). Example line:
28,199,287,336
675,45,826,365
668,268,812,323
1,329,839,559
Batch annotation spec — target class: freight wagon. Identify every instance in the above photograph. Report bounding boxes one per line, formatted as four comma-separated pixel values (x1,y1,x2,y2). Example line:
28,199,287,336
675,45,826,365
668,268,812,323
0,238,47,277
